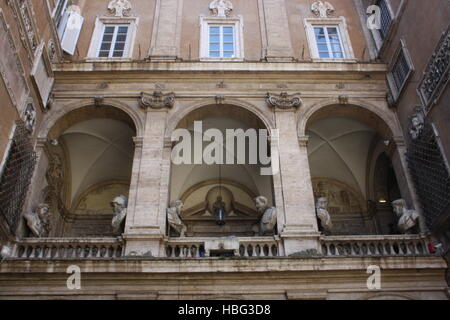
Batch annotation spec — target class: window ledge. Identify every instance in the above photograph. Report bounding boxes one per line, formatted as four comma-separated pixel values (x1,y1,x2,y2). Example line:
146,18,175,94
199,57,244,62
84,57,133,63
311,58,358,64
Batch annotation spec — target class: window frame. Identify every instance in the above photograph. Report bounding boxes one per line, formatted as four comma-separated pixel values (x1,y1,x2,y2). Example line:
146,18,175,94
199,15,244,61
208,24,236,58
97,24,130,58
313,26,346,59
304,17,356,63
387,39,414,102
87,16,138,61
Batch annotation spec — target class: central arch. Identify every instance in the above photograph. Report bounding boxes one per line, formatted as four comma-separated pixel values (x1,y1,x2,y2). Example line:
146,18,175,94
167,101,277,237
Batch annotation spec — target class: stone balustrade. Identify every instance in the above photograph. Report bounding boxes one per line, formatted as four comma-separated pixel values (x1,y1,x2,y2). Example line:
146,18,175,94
6,237,124,259
238,237,281,257
164,236,281,258
320,235,432,257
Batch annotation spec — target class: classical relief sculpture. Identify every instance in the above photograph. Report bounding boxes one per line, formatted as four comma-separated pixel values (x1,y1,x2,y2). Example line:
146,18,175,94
141,91,175,110
266,92,302,110
316,197,333,234
311,1,335,18
23,204,51,237
23,102,36,133
111,195,128,233
167,200,187,237
392,199,419,234
254,196,277,236
108,0,132,17
209,0,233,18
409,108,425,140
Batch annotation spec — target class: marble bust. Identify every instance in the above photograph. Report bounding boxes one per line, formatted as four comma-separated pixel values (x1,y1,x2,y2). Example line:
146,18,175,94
111,195,128,233
254,196,277,236
392,199,419,234
24,203,51,237
167,200,187,237
316,197,333,234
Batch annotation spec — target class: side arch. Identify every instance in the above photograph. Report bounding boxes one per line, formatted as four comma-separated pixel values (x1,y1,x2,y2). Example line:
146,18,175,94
298,98,403,139
37,98,144,138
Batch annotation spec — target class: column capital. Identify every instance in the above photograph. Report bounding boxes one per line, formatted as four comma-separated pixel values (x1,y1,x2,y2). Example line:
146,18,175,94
133,136,144,148
140,91,175,111
267,92,302,111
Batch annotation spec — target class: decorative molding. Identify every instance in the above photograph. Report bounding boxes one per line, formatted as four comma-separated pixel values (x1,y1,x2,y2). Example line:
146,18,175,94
338,95,349,105
215,95,225,105
409,105,425,141
7,0,40,65
311,1,334,18
47,39,57,62
209,0,233,18
0,9,30,113
108,0,132,17
22,98,36,133
418,28,450,112
140,91,175,110
266,92,302,110
94,96,104,107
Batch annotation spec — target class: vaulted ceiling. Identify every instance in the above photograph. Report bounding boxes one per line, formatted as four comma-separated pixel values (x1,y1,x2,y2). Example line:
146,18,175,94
60,118,135,205
307,117,376,198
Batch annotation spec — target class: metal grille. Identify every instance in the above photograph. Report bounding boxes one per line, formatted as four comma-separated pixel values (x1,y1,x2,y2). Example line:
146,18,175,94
406,122,450,231
377,0,392,40
0,121,36,234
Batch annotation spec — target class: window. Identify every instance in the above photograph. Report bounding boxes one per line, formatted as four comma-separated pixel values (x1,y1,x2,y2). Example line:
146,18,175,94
387,41,414,100
391,49,410,92
376,0,392,40
98,25,129,58
199,16,244,61
87,16,138,60
53,0,72,39
209,25,235,58
304,17,355,62
314,26,344,58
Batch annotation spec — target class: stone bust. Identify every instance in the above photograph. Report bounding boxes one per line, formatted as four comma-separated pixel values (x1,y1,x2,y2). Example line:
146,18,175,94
167,200,187,237
254,196,277,236
392,199,419,234
24,203,51,238
409,113,424,140
111,195,128,233
316,197,333,234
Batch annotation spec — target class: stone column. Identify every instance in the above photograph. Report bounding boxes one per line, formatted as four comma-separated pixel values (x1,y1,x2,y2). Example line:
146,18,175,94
259,0,295,62
268,93,320,255
389,137,428,233
148,0,184,61
124,92,175,256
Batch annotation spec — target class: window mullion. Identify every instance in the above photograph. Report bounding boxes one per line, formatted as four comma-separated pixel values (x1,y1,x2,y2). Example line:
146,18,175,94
110,26,119,58
324,28,332,58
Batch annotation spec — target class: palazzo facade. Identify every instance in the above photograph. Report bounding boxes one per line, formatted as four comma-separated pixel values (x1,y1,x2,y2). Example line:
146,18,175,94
0,0,449,300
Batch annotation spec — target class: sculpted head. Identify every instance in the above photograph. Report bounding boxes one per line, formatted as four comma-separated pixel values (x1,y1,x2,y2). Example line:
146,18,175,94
111,195,128,212
170,200,184,212
254,196,269,212
316,197,328,210
37,203,50,219
392,199,406,217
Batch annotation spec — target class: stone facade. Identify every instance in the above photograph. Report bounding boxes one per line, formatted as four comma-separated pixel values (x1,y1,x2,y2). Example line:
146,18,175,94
0,0,448,299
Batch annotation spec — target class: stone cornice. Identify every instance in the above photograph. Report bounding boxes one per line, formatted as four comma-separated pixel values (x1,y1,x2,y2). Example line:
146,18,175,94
0,256,445,274
53,62,388,73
